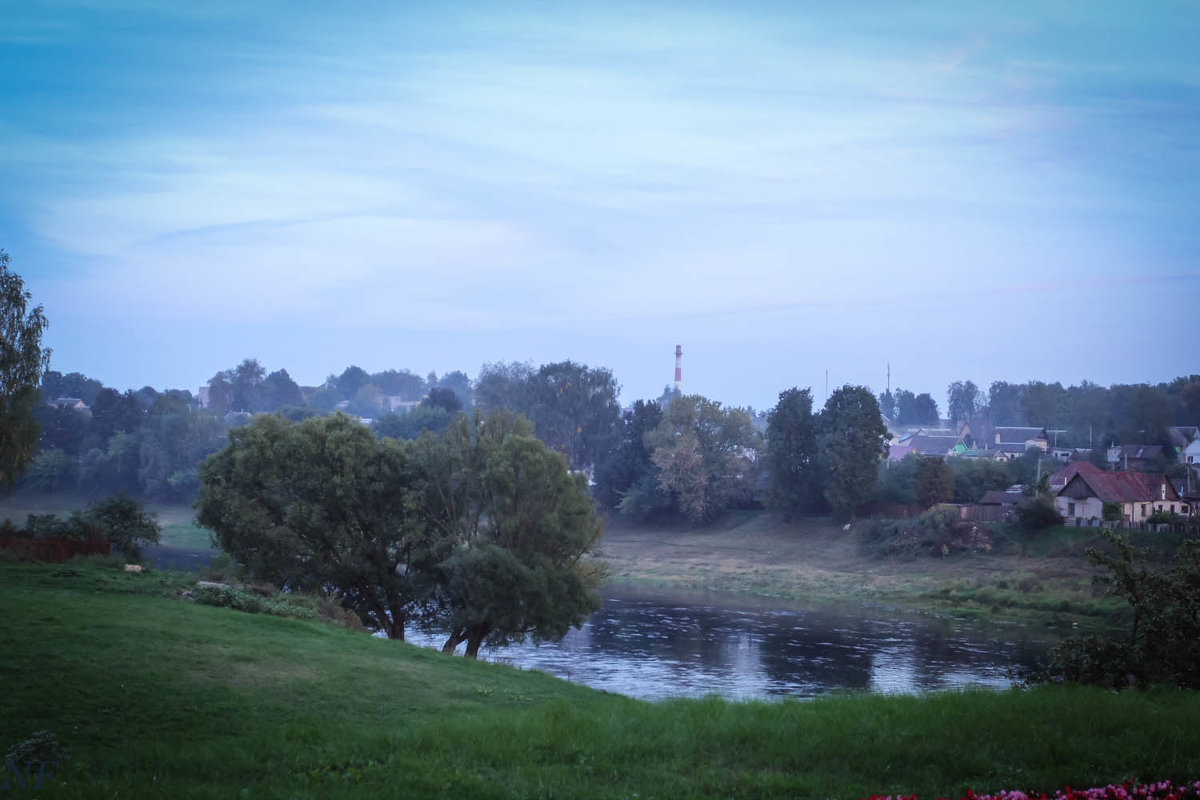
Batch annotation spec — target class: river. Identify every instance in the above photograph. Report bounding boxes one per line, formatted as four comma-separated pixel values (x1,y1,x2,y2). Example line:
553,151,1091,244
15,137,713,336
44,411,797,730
404,586,1058,701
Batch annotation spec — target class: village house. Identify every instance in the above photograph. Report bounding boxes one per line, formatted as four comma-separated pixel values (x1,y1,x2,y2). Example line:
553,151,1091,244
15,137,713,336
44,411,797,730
993,426,1049,452
906,432,962,458
1180,437,1200,469
1168,426,1199,451
48,396,88,411
1048,460,1105,492
1106,444,1165,471
1055,469,1184,526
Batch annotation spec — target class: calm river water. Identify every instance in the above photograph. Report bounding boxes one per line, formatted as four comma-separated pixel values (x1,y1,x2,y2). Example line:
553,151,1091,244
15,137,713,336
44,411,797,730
405,586,1057,701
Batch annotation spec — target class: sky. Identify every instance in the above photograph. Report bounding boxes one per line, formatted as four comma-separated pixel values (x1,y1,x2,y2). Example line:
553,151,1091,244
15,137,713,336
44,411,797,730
3,1,1198,410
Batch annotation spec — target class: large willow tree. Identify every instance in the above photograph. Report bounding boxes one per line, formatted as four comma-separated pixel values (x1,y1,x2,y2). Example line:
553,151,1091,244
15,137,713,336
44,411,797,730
196,410,603,654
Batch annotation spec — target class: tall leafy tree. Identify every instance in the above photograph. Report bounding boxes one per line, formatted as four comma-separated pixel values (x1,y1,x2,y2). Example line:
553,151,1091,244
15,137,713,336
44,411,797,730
416,411,603,657
645,395,761,523
765,387,819,518
371,368,426,400
475,361,534,411
423,387,462,414
988,381,1024,426
817,385,889,522
1067,380,1112,447
333,365,371,400
229,358,266,412
877,389,897,421
1020,380,1069,429
91,388,144,439
205,373,234,414
40,370,103,406
259,368,304,411
894,389,917,424
526,361,620,470
893,389,938,425
0,250,51,489
914,457,955,506
476,360,620,470
197,413,438,640
197,410,603,654
593,400,664,515
436,370,473,407
911,393,940,425
946,380,979,426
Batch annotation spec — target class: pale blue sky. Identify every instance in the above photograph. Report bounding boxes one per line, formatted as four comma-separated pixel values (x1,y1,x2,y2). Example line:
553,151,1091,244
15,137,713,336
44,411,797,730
3,1,1198,408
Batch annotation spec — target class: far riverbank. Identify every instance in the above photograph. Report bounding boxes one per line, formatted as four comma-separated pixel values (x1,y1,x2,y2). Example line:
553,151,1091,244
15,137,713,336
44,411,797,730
597,510,1161,629
0,492,1157,628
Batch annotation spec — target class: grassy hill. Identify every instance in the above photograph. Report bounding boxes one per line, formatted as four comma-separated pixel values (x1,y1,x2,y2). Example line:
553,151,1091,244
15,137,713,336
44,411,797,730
3,558,1199,799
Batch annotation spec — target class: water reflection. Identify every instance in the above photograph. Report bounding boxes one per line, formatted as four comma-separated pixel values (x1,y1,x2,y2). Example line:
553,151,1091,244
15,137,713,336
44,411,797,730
404,586,1055,701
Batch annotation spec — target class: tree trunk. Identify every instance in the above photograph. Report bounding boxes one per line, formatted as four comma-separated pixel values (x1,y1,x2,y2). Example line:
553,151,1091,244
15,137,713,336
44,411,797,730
464,623,491,659
441,629,464,654
374,602,404,640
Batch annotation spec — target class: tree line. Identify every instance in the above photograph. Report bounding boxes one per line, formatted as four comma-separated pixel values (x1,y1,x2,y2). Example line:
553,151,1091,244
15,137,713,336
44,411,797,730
20,358,1200,523
884,377,1199,449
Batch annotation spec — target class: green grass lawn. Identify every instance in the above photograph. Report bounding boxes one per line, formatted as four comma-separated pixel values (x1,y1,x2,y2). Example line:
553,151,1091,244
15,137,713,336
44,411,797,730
2,559,1199,799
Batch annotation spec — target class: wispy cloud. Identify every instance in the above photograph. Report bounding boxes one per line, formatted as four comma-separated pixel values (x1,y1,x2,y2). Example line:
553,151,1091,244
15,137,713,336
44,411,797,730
4,1,1198,401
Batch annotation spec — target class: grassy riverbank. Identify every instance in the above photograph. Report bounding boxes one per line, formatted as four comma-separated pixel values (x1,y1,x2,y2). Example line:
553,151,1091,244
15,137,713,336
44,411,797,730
3,558,1199,799
0,493,1165,627
599,511,1181,627
0,492,216,550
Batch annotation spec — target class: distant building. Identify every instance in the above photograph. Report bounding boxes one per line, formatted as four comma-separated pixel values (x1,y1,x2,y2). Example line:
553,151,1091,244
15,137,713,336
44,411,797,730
1056,470,1183,525
48,397,87,411
1107,444,1165,472
994,427,1049,453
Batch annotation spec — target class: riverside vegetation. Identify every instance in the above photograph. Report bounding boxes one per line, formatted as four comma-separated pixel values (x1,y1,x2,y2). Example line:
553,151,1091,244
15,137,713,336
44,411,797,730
3,558,1200,800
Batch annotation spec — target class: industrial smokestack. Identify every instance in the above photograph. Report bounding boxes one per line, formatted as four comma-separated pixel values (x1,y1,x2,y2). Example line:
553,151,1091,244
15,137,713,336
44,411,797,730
674,345,683,393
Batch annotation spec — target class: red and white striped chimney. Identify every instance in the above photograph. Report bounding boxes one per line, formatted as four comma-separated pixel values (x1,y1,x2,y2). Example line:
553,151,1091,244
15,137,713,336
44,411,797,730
674,345,682,393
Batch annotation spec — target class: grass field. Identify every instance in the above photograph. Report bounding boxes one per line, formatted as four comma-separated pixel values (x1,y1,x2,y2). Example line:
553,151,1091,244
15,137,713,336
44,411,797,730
2,491,1179,628
598,511,1175,628
2,558,1198,799
0,492,215,550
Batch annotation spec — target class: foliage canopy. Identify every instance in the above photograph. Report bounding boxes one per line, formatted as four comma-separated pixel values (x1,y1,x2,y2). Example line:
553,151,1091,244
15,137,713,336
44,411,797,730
196,410,603,653
0,250,51,489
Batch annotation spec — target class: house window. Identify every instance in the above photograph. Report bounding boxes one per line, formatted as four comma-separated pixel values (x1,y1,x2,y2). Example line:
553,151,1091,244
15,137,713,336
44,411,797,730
1068,502,1076,516
1141,504,1147,517
1171,505,1176,514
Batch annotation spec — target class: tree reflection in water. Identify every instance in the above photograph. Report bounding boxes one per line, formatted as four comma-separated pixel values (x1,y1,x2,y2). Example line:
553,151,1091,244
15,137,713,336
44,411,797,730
403,587,1056,700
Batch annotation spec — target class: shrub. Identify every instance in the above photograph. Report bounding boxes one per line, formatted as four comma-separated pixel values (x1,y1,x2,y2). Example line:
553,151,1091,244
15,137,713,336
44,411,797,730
23,514,72,539
81,494,160,558
860,509,992,558
193,584,263,614
1038,534,1200,689
1015,494,1061,530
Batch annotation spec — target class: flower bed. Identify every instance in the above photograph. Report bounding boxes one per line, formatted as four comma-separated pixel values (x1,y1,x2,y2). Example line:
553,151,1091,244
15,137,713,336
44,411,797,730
866,780,1200,800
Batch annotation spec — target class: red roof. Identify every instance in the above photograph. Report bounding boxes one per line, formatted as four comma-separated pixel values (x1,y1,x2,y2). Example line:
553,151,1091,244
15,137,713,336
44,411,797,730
1048,460,1104,487
1058,470,1179,504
